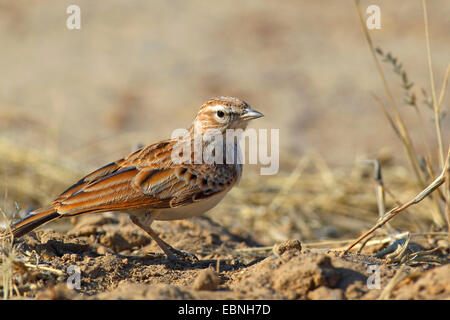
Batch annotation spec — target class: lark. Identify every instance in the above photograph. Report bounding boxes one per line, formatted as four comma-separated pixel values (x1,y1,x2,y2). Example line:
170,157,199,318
5,97,263,262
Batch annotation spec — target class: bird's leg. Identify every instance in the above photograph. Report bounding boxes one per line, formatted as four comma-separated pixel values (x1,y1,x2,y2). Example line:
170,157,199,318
129,213,198,263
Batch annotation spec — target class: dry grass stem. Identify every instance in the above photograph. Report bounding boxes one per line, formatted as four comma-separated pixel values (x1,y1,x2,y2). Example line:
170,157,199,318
437,64,450,108
0,210,15,299
445,154,450,236
378,264,407,300
422,0,445,169
342,148,450,255
354,0,425,190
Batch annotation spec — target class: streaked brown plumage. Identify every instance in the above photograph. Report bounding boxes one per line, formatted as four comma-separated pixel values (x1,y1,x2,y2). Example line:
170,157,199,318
5,96,263,262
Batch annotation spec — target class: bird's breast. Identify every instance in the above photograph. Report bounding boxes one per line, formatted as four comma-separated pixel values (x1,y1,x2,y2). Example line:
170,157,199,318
154,190,229,221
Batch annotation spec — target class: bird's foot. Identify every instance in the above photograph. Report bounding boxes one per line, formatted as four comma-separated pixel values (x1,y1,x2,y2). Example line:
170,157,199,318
166,247,199,265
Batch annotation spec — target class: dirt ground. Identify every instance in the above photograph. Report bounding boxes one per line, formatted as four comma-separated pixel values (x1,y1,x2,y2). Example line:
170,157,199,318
2,214,448,300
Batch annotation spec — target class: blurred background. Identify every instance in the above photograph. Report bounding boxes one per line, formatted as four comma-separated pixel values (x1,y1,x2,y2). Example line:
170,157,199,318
0,0,449,244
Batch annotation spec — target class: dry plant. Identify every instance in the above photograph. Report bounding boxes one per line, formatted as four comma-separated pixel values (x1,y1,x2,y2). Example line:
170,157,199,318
0,138,79,299
0,208,66,299
342,0,450,255
210,153,448,249
1,209,18,299
0,136,82,209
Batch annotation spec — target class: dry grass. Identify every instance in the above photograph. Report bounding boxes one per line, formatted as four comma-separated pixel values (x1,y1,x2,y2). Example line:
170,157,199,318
0,209,15,299
338,0,450,254
0,136,82,211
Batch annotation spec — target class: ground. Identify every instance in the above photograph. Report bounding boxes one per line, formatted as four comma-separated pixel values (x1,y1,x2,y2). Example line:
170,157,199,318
3,214,448,300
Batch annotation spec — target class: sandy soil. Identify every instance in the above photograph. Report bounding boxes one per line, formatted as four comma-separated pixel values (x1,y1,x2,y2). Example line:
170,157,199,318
5,214,448,300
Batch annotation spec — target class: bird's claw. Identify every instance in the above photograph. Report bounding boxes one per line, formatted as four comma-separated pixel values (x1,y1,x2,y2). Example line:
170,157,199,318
167,248,199,265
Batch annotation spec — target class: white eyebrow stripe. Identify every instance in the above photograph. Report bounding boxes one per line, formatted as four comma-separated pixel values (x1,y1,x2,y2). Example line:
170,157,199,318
205,104,227,112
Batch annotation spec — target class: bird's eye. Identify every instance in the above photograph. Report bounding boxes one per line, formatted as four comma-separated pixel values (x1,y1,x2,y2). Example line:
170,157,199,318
217,110,225,118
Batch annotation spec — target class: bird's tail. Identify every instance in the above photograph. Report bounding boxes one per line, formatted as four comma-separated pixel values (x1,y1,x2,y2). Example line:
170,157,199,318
2,206,61,239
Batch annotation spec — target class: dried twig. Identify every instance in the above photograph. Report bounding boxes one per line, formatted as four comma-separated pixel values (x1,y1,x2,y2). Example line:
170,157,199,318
22,263,64,276
445,153,450,236
437,64,450,109
342,148,450,255
422,0,445,169
378,264,407,300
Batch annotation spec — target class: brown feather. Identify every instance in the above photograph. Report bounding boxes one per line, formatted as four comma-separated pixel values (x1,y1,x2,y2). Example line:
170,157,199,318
9,207,60,238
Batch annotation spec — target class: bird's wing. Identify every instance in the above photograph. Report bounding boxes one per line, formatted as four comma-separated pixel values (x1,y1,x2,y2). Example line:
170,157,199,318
52,140,237,216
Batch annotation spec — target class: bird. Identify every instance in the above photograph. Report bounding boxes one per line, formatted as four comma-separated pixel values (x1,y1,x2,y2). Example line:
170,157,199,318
4,96,263,263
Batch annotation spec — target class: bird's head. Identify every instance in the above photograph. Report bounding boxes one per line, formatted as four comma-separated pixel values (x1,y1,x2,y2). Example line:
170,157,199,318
191,96,264,135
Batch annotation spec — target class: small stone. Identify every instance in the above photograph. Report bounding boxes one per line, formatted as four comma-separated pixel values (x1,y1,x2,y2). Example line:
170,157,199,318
192,268,220,291
273,239,302,256
97,246,107,255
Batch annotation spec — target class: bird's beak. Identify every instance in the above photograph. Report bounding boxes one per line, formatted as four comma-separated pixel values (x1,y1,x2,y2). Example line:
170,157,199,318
240,109,264,121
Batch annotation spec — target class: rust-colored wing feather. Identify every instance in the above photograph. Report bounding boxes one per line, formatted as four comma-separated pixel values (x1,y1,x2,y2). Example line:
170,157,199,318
7,138,239,239
52,139,238,216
